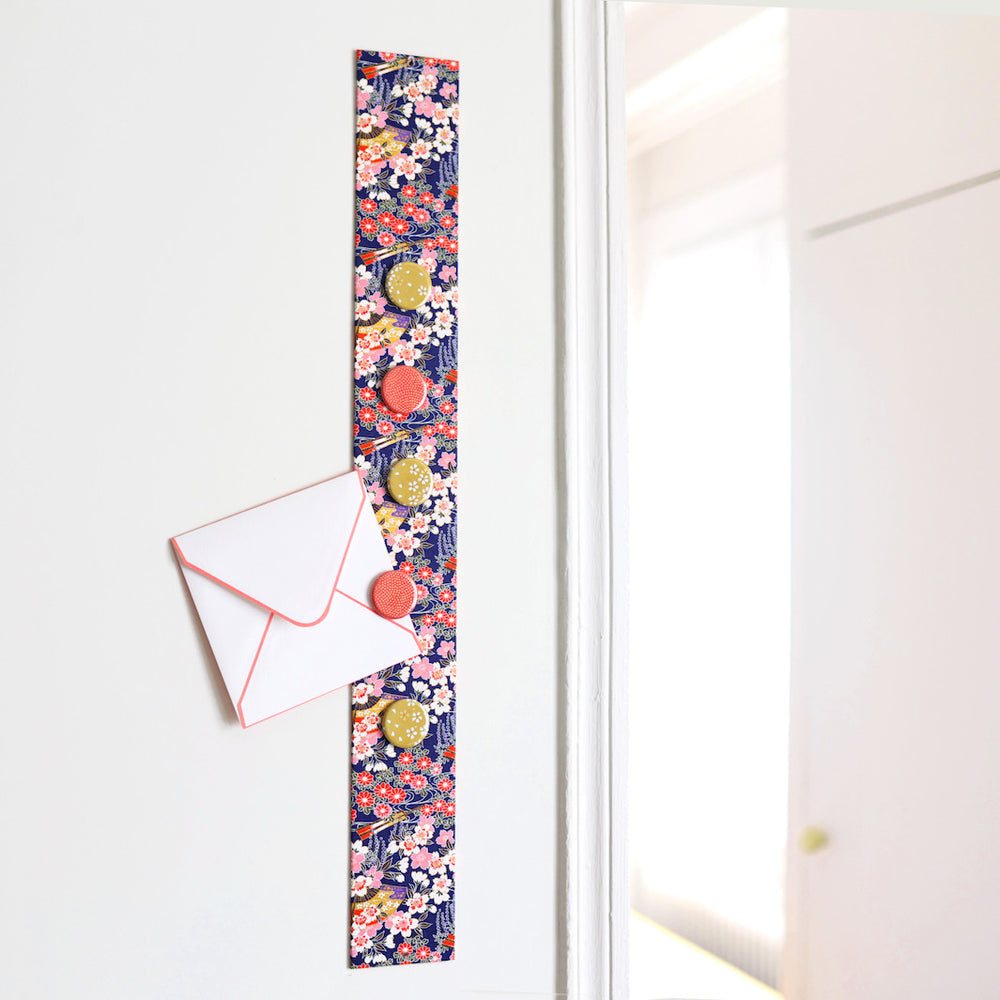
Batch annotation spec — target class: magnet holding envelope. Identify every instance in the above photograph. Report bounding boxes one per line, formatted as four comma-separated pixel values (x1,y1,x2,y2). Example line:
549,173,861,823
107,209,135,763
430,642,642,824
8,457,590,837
171,469,420,728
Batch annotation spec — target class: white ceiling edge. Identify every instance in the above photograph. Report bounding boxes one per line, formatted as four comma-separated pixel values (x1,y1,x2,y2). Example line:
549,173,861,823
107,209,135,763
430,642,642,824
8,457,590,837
626,8,787,157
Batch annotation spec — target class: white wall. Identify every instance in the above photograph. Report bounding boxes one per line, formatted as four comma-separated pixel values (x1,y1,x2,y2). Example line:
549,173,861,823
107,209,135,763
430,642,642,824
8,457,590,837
0,3,559,998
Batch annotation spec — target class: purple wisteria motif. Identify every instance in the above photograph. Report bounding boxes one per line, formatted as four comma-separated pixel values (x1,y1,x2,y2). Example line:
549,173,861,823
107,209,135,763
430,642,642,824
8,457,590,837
349,50,458,969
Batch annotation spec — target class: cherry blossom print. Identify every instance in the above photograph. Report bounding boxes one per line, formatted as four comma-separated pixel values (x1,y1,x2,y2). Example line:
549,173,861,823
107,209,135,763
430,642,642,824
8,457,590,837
351,50,458,970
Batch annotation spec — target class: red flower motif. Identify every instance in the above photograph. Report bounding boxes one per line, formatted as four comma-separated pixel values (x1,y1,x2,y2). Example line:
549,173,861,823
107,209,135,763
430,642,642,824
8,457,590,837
391,218,410,234
419,191,435,204
399,770,415,785
357,791,375,810
374,803,392,819
416,947,431,961
359,218,378,234
398,751,414,765
439,590,453,604
377,232,396,247
387,787,407,805
416,756,433,770
398,943,413,956
440,216,455,229
359,387,376,401
360,198,377,214
374,782,394,798
401,184,417,198
358,407,377,424
436,777,453,792
357,771,374,786
418,566,432,579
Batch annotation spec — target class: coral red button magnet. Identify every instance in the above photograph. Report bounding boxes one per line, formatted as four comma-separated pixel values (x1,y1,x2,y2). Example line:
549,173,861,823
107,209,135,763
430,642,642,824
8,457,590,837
381,365,427,415
371,569,417,620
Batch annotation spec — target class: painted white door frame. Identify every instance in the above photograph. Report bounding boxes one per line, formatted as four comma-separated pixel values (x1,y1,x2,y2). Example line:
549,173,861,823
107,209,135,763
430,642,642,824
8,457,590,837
559,2,628,998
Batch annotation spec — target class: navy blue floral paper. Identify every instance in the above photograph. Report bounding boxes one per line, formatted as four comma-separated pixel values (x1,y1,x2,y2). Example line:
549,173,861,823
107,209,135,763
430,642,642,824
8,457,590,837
349,50,458,969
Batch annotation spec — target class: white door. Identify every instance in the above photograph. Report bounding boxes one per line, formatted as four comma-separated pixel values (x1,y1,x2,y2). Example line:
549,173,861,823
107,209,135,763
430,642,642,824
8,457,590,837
787,10,1000,999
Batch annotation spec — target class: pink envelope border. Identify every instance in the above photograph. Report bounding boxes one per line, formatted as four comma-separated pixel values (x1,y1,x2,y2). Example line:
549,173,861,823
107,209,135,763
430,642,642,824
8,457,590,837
172,469,419,728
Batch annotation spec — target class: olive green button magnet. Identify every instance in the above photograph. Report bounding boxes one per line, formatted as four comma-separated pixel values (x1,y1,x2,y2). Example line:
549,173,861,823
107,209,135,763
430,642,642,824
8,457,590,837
381,699,430,749
385,262,432,311
387,457,433,506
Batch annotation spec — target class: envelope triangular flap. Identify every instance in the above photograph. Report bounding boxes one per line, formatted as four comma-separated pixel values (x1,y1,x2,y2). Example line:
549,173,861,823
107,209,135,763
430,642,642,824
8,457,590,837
174,472,367,625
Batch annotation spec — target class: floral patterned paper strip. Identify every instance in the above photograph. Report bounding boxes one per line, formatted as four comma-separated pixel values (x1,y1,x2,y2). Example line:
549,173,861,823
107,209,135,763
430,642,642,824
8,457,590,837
349,50,458,969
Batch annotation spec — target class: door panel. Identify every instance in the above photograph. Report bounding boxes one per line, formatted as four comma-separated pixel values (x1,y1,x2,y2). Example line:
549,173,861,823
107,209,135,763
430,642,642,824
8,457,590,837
788,146,1000,998
789,11,1000,233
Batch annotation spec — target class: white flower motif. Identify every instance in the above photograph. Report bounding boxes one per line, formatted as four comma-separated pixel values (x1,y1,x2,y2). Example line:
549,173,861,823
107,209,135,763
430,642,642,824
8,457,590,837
389,530,417,556
434,125,455,152
431,497,454,526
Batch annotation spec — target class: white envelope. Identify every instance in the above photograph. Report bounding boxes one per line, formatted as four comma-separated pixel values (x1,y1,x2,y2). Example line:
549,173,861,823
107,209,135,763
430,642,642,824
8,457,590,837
172,470,420,728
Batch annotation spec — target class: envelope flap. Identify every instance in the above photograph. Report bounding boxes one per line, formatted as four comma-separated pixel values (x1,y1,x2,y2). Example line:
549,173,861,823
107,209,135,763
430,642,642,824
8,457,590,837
173,471,368,625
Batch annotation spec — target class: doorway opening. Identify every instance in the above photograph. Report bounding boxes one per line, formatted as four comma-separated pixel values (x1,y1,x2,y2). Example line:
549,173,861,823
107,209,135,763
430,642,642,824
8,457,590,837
625,6,790,998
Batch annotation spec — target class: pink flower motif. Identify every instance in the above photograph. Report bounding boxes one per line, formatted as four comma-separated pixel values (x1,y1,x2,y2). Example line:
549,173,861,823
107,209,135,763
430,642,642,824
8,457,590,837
412,658,435,680
439,451,456,470
440,82,457,99
437,640,455,657
410,847,433,870
439,265,457,282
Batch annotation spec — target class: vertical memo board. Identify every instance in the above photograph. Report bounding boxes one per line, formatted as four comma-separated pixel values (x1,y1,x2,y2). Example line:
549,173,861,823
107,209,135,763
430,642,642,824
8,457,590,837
349,50,459,968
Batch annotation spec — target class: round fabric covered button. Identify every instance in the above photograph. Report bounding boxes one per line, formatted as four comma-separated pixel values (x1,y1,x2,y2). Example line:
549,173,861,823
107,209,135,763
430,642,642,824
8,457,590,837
385,262,432,311
387,457,433,506
371,570,417,619
381,699,430,749
381,365,427,415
